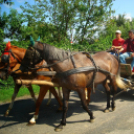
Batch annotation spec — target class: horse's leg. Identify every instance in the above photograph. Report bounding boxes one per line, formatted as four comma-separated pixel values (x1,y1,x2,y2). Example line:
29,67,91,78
86,87,92,105
58,87,63,100
49,87,63,111
78,88,94,122
111,79,117,111
46,90,51,105
103,81,111,113
29,86,48,125
55,88,70,132
27,85,36,103
5,84,21,116
85,88,88,101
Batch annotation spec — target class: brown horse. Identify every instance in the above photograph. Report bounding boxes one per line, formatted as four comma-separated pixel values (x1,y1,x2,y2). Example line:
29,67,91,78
0,45,91,125
0,45,63,124
20,42,128,131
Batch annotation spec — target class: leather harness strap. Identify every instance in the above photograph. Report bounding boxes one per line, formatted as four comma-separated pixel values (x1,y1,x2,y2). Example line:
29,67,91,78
84,52,97,93
69,51,77,68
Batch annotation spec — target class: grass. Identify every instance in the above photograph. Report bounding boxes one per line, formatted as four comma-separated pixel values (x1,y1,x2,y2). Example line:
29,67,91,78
0,85,40,103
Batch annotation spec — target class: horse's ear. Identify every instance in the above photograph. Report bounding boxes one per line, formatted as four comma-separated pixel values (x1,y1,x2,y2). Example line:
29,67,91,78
30,36,35,46
36,36,40,41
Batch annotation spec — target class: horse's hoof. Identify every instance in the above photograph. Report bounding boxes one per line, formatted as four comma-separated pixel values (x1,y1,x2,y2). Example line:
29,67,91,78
112,107,115,111
27,122,36,126
104,109,110,113
90,119,94,123
54,124,64,132
28,120,36,126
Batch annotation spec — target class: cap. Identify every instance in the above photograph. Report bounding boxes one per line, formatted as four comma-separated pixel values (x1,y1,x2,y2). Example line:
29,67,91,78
128,30,134,34
115,30,121,34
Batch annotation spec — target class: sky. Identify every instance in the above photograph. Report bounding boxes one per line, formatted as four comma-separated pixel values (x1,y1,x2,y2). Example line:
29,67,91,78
1,0,134,19
0,0,134,41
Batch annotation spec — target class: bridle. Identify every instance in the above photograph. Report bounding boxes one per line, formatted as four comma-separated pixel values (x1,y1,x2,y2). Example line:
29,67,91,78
0,49,20,76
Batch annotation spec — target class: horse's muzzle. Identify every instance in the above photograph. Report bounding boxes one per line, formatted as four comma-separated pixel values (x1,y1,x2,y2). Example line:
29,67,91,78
0,71,8,80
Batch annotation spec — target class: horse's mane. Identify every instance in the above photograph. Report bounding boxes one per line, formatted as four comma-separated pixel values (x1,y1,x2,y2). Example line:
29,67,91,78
35,42,70,61
11,45,25,50
11,45,18,48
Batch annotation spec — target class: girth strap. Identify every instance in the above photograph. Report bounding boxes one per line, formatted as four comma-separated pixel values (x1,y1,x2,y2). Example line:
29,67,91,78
83,52,97,93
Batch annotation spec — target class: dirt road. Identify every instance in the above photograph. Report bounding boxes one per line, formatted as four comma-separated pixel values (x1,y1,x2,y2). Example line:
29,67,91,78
0,85,134,134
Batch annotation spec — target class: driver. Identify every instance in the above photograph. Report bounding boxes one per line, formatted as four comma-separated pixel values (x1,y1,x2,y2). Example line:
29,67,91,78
111,30,125,54
119,30,134,70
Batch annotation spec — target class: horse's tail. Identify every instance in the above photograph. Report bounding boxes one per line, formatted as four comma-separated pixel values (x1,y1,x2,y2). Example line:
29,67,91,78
115,67,129,90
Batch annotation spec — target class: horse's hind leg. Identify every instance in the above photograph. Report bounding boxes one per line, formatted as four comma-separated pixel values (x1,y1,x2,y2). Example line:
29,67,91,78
5,84,21,116
46,90,51,105
55,88,70,132
78,88,94,122
57,87,63,100
111,79,117,111
103,81,111,113
86,87,92,105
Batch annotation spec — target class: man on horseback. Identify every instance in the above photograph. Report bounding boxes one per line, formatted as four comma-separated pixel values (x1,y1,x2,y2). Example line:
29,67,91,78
111,30,125,54
119,30,134,70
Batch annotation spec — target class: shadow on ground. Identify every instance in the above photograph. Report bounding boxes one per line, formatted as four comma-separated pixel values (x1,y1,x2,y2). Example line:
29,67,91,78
0,84,134,130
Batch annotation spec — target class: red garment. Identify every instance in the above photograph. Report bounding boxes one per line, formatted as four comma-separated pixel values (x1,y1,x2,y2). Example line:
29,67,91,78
112,38,125,47
123,38,134,52
112,38,125,53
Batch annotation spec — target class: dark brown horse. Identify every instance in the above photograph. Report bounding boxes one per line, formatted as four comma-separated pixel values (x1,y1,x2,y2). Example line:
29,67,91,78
0,45,63,124
19,42,128,131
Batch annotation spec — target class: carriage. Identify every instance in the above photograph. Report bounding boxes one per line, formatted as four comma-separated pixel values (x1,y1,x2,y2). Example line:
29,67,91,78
120,57,134,90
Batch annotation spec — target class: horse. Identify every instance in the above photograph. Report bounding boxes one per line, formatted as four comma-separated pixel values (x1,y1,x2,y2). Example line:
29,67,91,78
19,40,128,131
0,45,91,125
0,45,63,124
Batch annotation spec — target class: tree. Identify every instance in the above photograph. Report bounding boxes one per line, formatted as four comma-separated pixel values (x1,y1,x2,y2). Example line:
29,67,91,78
0,7,8,42
76,0,114,42
21,0,80,41
0,0,13,5
5,9,25,40
113,14,127,27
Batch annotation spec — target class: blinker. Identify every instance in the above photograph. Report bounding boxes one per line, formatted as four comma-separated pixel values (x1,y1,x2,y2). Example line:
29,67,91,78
1,55,9,63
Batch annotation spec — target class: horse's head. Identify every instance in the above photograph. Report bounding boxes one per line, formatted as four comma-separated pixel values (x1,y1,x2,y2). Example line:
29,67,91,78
0,43,26,80
20,36,43,72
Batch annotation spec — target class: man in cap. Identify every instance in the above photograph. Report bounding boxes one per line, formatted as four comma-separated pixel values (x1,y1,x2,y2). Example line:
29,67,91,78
111,30,125,53
119,30,134,70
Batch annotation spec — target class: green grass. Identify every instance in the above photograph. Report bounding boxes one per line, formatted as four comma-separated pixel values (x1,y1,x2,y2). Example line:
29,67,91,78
0,85,40,103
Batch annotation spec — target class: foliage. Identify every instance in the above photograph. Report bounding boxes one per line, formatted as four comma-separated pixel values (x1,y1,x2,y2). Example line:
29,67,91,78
0,7,8,42
1,1,134,91
0,76,14,89
0,85,40,102
0,0,13,5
